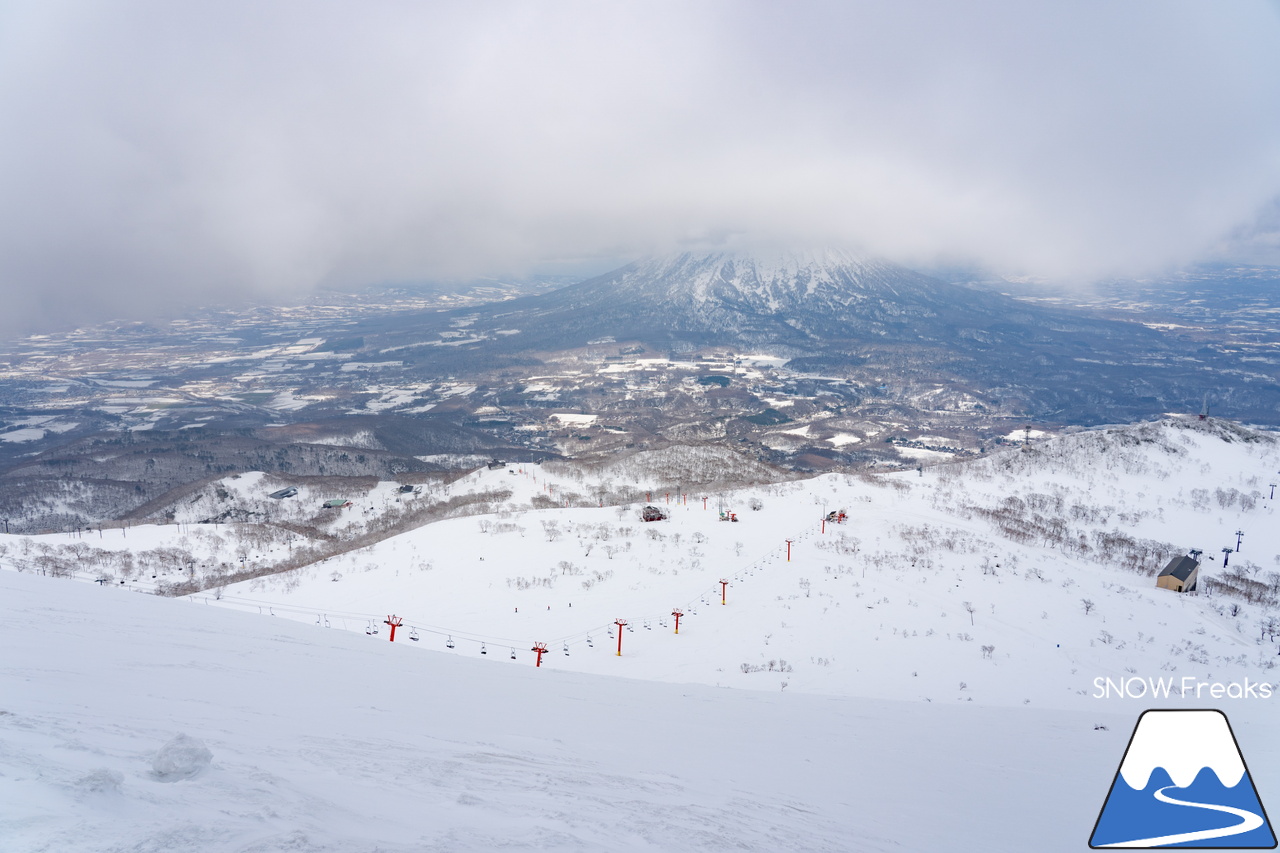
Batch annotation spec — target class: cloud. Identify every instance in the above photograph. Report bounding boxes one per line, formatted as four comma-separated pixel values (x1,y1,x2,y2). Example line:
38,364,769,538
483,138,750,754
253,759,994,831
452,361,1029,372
2,1,1279,333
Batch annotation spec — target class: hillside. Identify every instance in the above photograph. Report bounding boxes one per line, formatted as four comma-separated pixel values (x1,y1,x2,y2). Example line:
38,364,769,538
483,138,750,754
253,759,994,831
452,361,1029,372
4,416,1279,850
6,417,1277,705
1,568,1156,853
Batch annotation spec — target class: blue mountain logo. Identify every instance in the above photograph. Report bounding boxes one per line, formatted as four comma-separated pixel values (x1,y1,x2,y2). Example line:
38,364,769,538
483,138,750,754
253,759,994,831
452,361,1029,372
1090,709,1276,848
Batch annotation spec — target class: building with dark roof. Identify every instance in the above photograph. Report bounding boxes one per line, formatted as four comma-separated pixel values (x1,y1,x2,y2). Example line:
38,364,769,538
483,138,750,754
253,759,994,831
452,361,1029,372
1156,554,1200,593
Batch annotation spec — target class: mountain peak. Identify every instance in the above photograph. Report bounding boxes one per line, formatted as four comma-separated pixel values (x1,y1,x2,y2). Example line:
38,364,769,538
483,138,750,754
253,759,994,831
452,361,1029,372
630,247,882,290
610,247,930,315
636,246,873,274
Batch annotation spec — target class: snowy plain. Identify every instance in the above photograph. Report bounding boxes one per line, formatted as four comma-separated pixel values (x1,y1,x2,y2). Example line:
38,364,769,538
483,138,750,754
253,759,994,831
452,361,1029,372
3,417,1279,851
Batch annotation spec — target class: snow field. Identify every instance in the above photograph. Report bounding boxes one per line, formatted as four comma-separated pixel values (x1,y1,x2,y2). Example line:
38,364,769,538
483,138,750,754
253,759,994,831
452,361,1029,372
198,422,1280,709
10,568,1260,853
4,418,1280,850
6,418,1279,712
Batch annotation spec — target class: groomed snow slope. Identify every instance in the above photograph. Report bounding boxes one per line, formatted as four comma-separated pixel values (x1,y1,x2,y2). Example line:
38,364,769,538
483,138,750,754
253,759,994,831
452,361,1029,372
4,567,1245,853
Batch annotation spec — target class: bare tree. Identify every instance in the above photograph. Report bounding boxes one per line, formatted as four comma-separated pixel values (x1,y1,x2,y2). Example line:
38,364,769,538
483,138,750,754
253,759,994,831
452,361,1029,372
1081,598,1096,615
963,601,975,625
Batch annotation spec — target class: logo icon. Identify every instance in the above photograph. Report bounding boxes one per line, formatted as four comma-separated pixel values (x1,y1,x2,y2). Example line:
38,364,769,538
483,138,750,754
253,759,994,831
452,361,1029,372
1090,709,1276,848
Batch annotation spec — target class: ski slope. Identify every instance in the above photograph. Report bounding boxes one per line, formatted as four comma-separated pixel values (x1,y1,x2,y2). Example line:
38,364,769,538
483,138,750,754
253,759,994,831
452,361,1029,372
3,417,1279,850
4,567,1250,853
193,418,1280,709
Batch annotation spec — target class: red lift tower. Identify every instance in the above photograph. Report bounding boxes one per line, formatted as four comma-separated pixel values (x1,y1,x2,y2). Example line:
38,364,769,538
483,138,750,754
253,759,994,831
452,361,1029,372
531,642,548,667
614,618,628,656
720,578,729,605
672,608,683,634
786,539,794,562
384,615,403,642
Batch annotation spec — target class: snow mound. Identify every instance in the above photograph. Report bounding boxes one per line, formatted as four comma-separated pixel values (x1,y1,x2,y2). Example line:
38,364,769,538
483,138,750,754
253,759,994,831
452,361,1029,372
151,734,212,781
76,768,124,796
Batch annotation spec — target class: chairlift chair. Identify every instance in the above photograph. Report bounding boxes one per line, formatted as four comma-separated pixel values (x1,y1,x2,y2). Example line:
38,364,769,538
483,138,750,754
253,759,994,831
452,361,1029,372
410,628,419,642
481,642,487,655
509,648,516,660
446,635,455,649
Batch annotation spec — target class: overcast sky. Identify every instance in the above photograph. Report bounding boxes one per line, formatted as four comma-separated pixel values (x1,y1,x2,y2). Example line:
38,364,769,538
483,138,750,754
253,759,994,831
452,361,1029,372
2,1,1279,335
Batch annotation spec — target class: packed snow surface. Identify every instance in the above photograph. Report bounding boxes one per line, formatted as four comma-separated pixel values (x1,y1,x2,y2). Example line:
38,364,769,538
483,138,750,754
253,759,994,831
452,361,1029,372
4,568,1222,853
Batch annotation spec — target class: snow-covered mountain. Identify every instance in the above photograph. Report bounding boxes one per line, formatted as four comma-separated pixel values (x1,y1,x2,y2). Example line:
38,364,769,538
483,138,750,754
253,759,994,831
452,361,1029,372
555,249,962,340
358,247,1222,424
405,247,1155,354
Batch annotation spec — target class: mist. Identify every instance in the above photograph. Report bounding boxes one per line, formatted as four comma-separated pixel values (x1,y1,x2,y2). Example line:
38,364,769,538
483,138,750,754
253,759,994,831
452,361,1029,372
3,1,1279,335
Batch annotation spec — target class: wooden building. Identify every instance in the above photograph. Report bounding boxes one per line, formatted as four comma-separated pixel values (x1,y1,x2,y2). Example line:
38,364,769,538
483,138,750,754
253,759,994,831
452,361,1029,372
1156,555,1200,593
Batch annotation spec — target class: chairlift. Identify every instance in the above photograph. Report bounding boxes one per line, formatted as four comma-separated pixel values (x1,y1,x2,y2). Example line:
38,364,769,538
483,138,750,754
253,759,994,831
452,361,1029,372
626,623,634,633
644,620,651,630
563,643,570,656
446,635,455,649
365,621,373,635
410,628,419,642
323,617,330,628
481,642,487,655
509,648,516,660
586,635,594,648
